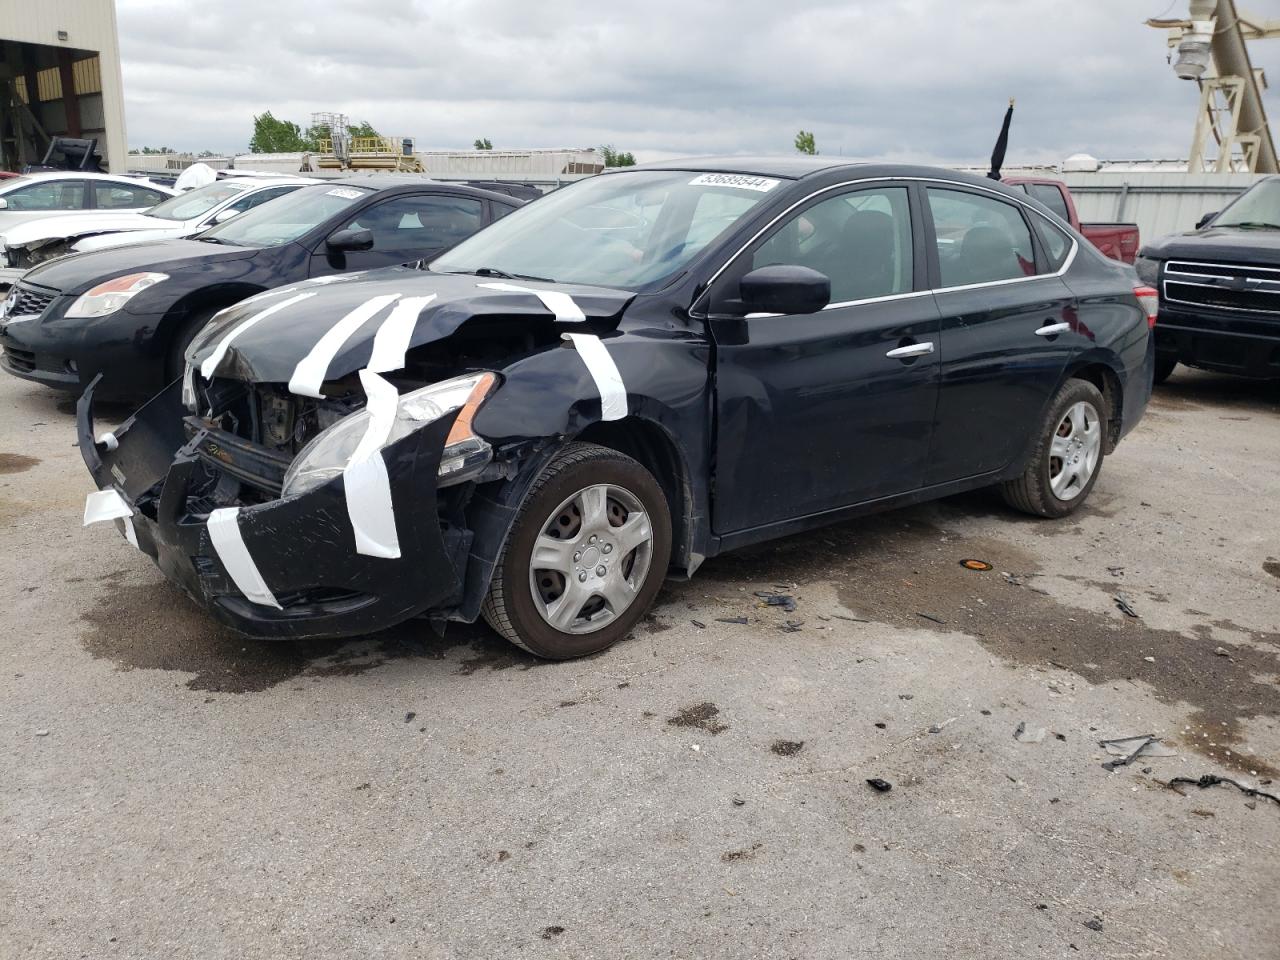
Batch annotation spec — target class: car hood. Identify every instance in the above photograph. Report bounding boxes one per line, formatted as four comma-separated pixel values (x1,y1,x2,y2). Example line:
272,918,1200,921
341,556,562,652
189,269,635,385
74,227,194,252
0,212,174,247
1142,226,1280,266
22,238,259,295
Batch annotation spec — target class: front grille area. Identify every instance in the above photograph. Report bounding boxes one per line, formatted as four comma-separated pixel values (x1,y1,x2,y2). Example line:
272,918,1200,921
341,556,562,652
9,283,57,319
1164,260,1280,314
2,345,35,372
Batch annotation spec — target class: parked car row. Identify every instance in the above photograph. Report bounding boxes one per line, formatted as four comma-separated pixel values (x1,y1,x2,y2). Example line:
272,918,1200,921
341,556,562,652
5,159,1154,660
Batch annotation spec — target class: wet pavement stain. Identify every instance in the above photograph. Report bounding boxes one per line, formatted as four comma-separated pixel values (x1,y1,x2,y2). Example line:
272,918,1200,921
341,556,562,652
667,701,728,735
688,502,1280,777
0,452,39,474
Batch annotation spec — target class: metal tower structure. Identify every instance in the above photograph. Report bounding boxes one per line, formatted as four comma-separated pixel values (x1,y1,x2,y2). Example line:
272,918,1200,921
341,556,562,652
1148,0,1280,174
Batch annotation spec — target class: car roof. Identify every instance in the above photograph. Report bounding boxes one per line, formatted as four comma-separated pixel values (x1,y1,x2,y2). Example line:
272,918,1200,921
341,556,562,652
624,156,859,179
218,176,316,188
0,171,162,186
326,174,523,204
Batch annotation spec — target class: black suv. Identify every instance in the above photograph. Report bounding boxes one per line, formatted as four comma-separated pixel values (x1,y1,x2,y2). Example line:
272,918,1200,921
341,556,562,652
0,176,521,397
1136,175,1280,382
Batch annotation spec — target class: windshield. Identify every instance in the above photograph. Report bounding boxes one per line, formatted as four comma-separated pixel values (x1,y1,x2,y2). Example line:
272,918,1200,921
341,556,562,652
1211,178,1280,229
200,183,372,247
431,170,782,290
146,182,247,221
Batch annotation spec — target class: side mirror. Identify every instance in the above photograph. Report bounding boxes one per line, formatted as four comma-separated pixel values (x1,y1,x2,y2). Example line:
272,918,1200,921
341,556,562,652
1196,211,1218,230
211,207,240,224
0,197,8,210
326,227,374,252
739,265,830,316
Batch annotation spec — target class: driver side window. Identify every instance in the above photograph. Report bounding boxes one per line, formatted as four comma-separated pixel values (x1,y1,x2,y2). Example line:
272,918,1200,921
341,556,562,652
744,186,913,305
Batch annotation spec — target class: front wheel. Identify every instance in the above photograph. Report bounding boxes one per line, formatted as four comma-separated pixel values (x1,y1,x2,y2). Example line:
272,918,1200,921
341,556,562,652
1001,379,1106,518
482,442,672,659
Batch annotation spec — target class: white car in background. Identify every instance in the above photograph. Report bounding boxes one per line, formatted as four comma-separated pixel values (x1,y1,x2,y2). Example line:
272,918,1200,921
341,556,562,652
0,176,314,287
0,172,173,233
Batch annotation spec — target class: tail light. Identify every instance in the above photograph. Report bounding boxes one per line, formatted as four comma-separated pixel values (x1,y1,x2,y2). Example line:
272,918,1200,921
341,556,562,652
1134,286,1158,328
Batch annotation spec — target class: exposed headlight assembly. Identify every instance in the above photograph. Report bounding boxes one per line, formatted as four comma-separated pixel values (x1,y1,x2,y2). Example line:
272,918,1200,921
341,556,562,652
281,372,498,498
1133,256,1160,287
65,272,168,319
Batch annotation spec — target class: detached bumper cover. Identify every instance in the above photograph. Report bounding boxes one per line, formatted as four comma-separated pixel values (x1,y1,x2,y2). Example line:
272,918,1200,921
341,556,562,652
77,377,470,639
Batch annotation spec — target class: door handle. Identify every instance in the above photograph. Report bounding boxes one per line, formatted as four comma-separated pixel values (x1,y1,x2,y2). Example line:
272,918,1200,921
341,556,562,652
1035,322,1071,337
885,341,934,359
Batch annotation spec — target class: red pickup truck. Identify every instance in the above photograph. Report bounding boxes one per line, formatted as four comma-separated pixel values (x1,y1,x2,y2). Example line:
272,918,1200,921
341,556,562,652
1003,177,1140,264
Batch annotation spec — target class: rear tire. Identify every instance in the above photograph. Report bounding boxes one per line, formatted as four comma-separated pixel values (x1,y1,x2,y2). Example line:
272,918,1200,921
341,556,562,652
482,442,672,659
1001,378,1106,518
1152,356,1177,385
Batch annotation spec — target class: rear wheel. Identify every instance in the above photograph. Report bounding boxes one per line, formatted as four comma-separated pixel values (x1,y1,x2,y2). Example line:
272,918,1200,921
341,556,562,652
1152,356,1177,385
1001,378,1106,518
482,442,672,659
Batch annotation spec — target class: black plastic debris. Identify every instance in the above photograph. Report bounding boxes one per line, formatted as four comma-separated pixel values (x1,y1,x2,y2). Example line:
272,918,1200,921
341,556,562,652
731,797,746,807
1167,774,1280,807
916,612,947,624
780,620,803,633
754,591,797,613
691,619,706,629
716,616,748,625
866,778,893,792
404,712,416,723
1083,918,1103,933
1114,594,1139,618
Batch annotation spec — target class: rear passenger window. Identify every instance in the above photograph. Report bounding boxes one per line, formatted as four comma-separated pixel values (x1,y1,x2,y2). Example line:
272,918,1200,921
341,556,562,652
752,186,913,302
1028,183,1071,221
927,188,1037,287
1032,216,1072,271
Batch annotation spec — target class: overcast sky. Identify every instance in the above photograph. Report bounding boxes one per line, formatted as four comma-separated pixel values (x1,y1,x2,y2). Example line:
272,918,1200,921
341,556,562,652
114,0,1280,165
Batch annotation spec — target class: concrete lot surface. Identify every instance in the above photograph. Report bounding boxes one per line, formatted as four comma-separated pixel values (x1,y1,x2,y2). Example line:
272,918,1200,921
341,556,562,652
1,368,1278,959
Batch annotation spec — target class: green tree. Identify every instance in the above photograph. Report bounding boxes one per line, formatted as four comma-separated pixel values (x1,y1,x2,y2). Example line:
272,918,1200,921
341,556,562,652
473,138,493,150
600,144,636,167
249,111,313,152
794,130,817,155
135,146,175,154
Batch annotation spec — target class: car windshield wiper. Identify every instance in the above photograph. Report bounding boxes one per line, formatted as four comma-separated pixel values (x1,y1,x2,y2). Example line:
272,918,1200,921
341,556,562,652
1226,220,1280,230
197,236,238,246
464,266,559,283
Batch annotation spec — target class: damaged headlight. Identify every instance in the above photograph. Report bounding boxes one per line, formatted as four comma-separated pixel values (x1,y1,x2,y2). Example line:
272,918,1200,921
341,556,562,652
66,272,168,319
281,372,498,498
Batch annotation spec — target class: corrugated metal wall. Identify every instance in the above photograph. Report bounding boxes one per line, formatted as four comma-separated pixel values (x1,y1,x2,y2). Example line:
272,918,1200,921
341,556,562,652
1060,172,1268,242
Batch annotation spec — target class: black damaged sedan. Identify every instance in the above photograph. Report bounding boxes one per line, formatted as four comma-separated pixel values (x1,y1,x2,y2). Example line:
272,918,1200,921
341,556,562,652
78,159,1155,659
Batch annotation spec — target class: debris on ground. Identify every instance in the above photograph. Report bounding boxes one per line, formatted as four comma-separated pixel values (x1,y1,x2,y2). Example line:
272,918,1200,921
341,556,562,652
959,559,993,571
668,702,728,735
779,620,803,633
1214,646,1230,658
1114,594,1140,618
691,619,706,629
866,778,893,792
1014,722,1046,743
716,616,748,625
1083,918,1103,932
754,591,797,613
731,797,745,807
1100,734,1177,771
1167,774,1280,807
831,613,870,623
916,612,947,624
1107,566,1125,577
1001,572,1028,586
928,717,957,734
770,740,805,757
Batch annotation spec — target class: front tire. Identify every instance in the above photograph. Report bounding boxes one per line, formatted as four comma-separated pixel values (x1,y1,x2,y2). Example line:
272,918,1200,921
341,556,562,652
482,442,672,659
1001,379,1106,518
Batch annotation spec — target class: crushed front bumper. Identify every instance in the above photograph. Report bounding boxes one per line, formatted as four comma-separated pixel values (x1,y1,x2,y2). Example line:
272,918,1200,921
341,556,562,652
77,377,471,639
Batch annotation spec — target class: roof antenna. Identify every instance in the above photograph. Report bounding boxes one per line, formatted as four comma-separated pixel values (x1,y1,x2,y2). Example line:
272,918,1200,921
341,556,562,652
987,97,1015,181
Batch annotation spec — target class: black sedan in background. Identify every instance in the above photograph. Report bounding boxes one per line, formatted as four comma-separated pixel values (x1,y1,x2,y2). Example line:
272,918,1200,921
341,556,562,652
78,159,1154,659
0,176,521,397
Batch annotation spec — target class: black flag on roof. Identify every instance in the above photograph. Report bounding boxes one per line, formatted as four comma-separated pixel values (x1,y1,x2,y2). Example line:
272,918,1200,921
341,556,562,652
987,98,1015,181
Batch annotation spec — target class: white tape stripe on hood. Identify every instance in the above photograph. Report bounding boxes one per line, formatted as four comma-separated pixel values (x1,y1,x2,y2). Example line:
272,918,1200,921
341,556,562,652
289,294,401,398
207,507,282,609
367,294,437,374
562,332,627,421
477,282,586,323
343,369,401,559
200,292,317,380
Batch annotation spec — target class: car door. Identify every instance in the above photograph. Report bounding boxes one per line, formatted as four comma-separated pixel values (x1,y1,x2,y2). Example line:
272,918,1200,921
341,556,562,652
923,184,1078,484
310,192,485,276
706,182,941,533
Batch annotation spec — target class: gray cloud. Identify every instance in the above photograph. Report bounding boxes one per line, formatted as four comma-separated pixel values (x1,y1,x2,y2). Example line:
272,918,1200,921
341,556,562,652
116,0,1280,165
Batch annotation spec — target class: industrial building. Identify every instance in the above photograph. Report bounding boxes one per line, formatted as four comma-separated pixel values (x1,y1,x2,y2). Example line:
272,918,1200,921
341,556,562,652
0,0,128,172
